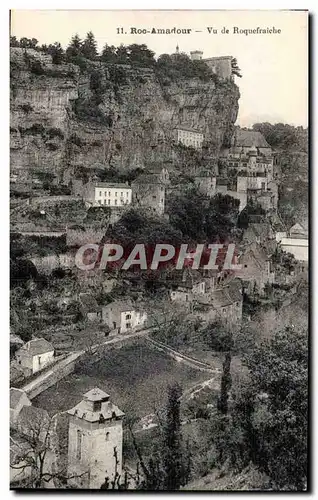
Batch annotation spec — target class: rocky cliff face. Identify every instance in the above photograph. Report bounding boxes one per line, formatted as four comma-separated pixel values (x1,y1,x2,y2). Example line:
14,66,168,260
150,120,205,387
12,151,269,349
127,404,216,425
10,48,240,182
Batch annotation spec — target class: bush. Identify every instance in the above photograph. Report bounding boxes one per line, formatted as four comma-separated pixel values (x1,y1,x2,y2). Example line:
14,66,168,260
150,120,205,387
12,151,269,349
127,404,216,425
19,103,33,113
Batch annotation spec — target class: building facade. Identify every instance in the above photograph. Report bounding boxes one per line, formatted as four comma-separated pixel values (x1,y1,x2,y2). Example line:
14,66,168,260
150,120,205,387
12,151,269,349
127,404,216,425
83,182,132,208
175,128,204,149
15,338,55,375
102,300,148,334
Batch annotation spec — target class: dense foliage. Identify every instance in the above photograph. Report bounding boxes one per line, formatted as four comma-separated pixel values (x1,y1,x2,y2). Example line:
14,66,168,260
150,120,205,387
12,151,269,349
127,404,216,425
10,34,240,85
252,123,308,153
211,327,308,491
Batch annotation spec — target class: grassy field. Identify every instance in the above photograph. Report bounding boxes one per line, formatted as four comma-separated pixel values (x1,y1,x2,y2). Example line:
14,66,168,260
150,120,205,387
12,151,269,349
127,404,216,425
33,339,209,418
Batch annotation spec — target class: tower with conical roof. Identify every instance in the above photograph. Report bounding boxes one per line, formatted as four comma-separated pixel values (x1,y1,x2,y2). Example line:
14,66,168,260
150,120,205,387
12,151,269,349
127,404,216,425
67,388,124,489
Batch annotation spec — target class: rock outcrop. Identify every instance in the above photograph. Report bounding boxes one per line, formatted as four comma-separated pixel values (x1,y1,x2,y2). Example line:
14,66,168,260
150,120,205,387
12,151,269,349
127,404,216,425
10,48,240,182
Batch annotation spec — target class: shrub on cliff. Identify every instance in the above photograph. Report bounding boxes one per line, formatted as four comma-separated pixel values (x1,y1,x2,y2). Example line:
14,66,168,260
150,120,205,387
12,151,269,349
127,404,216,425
156,53,212,83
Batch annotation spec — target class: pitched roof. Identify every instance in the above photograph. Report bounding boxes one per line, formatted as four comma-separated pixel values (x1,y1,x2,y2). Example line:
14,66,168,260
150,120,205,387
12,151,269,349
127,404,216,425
102,299,138,313
233,130,271,149
10,388,29,410
84,388,110,402
18,338,54,356
94,182,130,189
79,293,101,313
289,223,308,237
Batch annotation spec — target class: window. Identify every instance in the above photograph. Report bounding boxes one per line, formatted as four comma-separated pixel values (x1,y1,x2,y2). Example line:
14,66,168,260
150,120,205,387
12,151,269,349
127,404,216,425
244,264,247,268
152,195,156,200
108,200,110,205
126,322,131,329
115,192,118,196
121,192,123,196
99,191,102,197
76,430,82,460
126,192,129,197
126,314,131,320
104,192,107,197
185,294,189,302
106,432,110,441
98,200,101,205
115,199,117,205
109,191,111,196
93,401,101,412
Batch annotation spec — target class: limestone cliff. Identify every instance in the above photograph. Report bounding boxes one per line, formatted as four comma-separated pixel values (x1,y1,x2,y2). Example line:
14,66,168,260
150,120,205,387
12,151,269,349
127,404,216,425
10,48,240,182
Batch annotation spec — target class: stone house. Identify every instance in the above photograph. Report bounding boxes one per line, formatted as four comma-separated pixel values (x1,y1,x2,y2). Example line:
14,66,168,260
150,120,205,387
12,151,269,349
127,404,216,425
10,388,32,428
169,269,206,303
102,300,148,334
79,293,102,322
15,338,55,376
194,279,243,325
132,173,165,215
238,242,275,295
67,388,124,489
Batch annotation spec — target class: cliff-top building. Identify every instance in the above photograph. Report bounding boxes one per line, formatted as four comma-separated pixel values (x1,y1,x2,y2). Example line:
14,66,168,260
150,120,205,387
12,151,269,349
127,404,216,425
189,50,233,80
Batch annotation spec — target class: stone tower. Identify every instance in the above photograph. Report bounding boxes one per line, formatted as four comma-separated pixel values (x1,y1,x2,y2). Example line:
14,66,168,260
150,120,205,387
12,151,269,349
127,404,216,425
190,50,203,60
67,388,124,489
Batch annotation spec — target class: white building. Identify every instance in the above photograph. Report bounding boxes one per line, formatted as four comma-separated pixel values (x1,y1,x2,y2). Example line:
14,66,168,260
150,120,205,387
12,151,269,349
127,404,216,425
15,338,55,375
67,388,124,489
276,223,308,262
102,300,148,334
84,182,132,208
175,128,204,149
279,237,308,262
94,183,132,207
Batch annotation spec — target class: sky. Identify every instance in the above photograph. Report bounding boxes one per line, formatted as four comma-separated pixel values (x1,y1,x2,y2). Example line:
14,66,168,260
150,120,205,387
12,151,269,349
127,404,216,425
10,10,308,127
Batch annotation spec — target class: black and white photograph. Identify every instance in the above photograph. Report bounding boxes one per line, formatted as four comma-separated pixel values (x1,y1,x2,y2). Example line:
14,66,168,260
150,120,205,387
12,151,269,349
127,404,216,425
9,9,308,491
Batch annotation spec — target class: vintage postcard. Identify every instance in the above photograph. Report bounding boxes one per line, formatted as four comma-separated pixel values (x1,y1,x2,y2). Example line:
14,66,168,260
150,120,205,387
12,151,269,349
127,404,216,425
10,9,308,491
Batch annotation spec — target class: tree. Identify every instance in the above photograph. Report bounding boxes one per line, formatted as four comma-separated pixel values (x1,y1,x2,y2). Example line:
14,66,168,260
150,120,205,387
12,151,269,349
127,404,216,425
161,384,185,490
127,44,155,66
214,327,308,490
231,57,242,78
47,42,65,65
116,44,129,64
66,34,83,61
100,44,117,63
82,31,98,60
217,352,232,415
11,410,87,488
10,36,20,47
127,385,191,491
